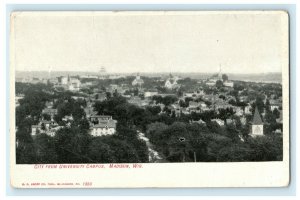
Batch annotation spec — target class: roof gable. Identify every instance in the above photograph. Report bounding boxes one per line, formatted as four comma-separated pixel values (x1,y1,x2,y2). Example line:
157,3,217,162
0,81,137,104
252,107,263,125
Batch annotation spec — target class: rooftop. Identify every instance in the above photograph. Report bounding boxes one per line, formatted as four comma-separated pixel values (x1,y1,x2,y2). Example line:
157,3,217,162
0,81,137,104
252,107,263,125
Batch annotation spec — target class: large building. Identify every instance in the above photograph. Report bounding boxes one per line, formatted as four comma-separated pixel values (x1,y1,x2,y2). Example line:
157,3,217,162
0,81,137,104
165,74,180,89
251,107,264,137
132,73,144,87
42,108,58,120
31,120,59,137
89,115,117,136
58,75,81,91
144,89,159,98
205,66,234,87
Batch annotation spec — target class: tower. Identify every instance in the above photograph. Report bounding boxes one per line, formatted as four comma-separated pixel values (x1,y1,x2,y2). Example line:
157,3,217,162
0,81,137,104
251,107,264,137
218,64,222,79
132,72,144,87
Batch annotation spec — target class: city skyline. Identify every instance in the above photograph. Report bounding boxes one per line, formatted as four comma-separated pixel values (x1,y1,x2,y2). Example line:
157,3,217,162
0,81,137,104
13,11,286,74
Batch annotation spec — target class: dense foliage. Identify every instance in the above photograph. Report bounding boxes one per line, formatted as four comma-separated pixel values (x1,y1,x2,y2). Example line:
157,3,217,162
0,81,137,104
15,78,283,164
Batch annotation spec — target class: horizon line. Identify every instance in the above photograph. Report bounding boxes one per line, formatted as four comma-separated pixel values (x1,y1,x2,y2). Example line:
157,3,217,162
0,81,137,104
15,70,282,75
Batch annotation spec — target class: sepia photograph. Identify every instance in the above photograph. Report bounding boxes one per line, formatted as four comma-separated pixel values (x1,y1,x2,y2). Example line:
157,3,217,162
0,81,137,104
10,11,289,188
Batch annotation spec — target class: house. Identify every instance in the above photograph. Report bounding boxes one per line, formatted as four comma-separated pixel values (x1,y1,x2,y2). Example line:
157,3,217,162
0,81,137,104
62,115,74,122
181,107,190,115
71,96,85,101
206,80,216,86
234,107,244,116
274,129,282,134
90,115,112,123
42,108,58,120
132,73,144,87
223,80,234,87
68,78,81,91
188,101,200,109
45,101,54,108
107,84,125,94
226,118,235,125
202,94,218,103
95,93,107,101
190,119,206,125
81,81,94,88
211,118,225,126
269,99,281,111
141,99,151,107
144,89,159,98
244,104,252,114
206,68,222,87
89,115,117,136
128,96,143,107
276,110,283,124
15,94,24,107
240,115,247,125
184,92,197,98
31,120,58,137
31,124,42,136
239,96,248,102
250,107,264,137
58,75,81,91
214,101,233,110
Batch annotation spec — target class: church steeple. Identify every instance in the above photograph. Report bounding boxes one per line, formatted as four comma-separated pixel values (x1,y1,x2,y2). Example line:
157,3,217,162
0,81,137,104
251,106,264,137
252,107,263,125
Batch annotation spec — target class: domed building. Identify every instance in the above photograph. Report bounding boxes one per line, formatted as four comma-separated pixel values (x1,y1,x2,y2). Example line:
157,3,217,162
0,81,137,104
132,73,144,87
165,73,180,89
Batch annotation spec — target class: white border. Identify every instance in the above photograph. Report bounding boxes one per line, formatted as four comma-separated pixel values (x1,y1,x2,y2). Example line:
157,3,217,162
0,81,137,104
9,10,289,188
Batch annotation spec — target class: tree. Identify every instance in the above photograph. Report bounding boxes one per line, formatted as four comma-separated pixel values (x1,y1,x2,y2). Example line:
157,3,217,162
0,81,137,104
146,106,161,115
247,135,283,161
41,123,46,130
162,95,178,106
184,97,193,106
54,127,91,163
216,80,223,88
146,122,168,139
222,74,229,82
228,99,237,106
273,108,280,119
217,143,253,161
34,134,58,163
42,113,51,121
106,92,112,99
253,96,265,114
88,138,115,163
179,99,187,108
16,128,36,164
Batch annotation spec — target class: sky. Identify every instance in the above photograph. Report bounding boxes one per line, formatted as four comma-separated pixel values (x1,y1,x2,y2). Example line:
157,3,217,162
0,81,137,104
12,11,288,74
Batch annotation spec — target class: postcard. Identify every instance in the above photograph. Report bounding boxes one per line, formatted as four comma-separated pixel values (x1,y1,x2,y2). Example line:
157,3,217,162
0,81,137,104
10,11,289,188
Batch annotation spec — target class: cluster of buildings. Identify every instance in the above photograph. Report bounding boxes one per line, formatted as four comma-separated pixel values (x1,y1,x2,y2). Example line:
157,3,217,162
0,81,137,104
205,67,234,87
15,68,283,139
30,97,117,137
